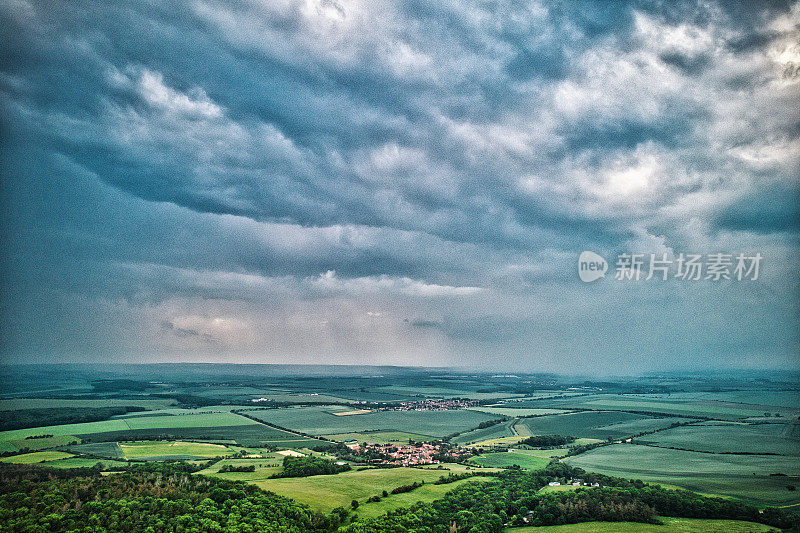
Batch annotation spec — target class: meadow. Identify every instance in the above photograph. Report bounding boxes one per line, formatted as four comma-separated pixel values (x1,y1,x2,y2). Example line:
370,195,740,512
469,451,551,469
253,466,477,512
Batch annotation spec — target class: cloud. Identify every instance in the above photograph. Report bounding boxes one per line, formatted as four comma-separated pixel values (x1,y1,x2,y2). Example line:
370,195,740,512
1,0,798,370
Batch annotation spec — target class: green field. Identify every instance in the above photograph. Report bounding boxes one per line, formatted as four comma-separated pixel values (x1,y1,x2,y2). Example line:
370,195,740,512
514,411,674,440
322,431,433,444
468,407,572,417
533,394,799,420
357,477,497,519
243,406,497,438
636,422,800,455
0,398,178,411
8,434,80,452
469,451,551,470
43,457,130,469
0,451,74,464
119,441,236,459
451,419,517,445
506,517,779,532
253,466,475,512
566,443,800,507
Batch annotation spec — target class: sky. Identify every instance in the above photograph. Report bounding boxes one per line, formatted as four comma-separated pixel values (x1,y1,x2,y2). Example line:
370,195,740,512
0,0,798,373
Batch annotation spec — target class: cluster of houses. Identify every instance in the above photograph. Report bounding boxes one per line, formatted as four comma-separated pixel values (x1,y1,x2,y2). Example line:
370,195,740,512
548,479,601,488
343,441,471,466
384,398,479,411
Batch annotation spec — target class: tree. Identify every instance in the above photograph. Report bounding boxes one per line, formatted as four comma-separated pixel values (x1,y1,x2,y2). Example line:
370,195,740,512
351,500,359,510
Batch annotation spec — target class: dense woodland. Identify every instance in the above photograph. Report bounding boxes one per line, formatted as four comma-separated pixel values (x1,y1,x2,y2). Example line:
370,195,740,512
270,456,352,478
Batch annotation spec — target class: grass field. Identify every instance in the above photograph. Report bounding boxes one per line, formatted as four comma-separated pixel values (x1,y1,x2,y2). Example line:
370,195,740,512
0,451,74,463
253,466,476,512
357,477,497,519
119,441,236,459
506,517,779,532
469,452,551,470
565,443,800,507
243,406,497,438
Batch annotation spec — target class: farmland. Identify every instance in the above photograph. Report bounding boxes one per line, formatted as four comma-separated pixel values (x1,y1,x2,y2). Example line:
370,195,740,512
0,363,798,527
252,466,488,512
469,451,551,470
565,443,800,507
242,405,497,438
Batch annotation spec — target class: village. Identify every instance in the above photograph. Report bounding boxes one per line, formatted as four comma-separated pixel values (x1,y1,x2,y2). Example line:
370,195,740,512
343,440,473,466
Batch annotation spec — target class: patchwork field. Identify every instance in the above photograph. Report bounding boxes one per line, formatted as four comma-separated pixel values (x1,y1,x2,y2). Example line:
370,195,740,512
0,409,323,449
243,406,497,438
533,394,800,420
565,443,800,507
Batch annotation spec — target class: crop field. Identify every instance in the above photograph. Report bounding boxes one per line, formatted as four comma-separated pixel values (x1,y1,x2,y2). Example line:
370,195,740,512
322,431,433,443
451,419,517,445
0,451,74,464
371,385,524,400
468,407,572,417
119,441,236,459
506,517,779,532
0,398,178,411
65,442,124,458
253,466,475,512
565,443,800,507
469,451,551,469
243,406,497,437
589,417,693,439
514,411,660,439
43,457,130,469
534,394,799,419
0,408,323,449
636,421,800,455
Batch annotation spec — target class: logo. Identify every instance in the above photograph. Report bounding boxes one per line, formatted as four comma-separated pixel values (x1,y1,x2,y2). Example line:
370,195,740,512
578,251,607,282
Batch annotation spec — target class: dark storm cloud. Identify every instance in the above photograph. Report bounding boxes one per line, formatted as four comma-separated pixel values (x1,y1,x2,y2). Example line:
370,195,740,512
1,0,798,370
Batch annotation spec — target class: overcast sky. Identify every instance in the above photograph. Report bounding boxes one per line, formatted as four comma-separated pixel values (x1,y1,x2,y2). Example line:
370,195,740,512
1,0,798,373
